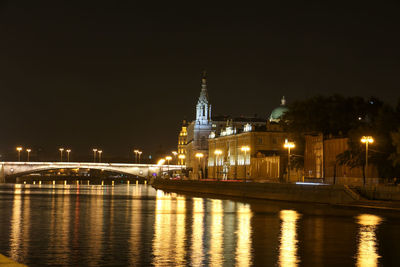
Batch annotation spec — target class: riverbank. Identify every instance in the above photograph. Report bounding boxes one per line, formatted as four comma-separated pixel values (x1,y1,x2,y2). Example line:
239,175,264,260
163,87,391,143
152,179,400,211
0,254,27,267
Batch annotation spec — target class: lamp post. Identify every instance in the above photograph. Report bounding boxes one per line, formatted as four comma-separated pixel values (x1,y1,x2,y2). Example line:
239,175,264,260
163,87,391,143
66,149,71,162
59,148,64,162
165,156,172,177
138,151,142,164
93,149,97,162
178,154,186,174
134,149,139,163
284,140,295,183
16,147,23,162
214,149,222,180
98,150,103,163
241,146,250,182
157,158,165,177
195,153,204,180
361,136,374,186
26,149,31,162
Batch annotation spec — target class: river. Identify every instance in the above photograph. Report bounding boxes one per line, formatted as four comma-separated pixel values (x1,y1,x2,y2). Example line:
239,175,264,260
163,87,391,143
0,183,399,266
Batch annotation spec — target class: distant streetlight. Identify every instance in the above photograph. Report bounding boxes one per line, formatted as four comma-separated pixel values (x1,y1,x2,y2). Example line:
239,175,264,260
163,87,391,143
165,156,172,176
195,153,204,180
361,136,374,186
134,149,139,163
59,148,64,162
157,158,166,177
66,149,71,162
16,147,22,162
138,151,142,164
241,146,250,182
98,150,103,163
93,149,98,162
26,149,31,162
284,140,295,183
214,149,222,180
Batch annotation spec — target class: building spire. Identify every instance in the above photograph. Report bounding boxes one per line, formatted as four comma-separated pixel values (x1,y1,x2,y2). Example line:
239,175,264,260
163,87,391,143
281,96,286,106
201,70,207,90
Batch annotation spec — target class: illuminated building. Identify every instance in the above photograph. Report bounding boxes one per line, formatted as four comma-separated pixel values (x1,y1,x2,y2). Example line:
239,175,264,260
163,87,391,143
208,121,288,181
181,72,266,179
177,120,188,165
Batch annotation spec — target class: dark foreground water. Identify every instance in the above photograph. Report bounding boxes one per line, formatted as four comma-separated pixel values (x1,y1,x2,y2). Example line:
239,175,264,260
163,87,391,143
1,184,400,266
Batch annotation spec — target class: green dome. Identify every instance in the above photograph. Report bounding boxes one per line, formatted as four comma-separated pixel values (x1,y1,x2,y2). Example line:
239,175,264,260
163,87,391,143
269,96,288,122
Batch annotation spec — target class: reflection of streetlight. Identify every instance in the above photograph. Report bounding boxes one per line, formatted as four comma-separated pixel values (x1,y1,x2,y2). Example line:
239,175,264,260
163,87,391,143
284,140,295,183
93,149,97,162
134,149,139,163
241,146,250,182
214,149,222,180
26,149,31,162
59,148,64,162
66,149,71,162
16,147,23,162
361,136,374,186
138,151,142,164
98,150,103,163
195,153,204,180
166,156,172,176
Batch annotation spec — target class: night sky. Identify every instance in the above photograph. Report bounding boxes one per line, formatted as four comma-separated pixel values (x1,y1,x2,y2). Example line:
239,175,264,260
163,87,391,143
1,1,399,162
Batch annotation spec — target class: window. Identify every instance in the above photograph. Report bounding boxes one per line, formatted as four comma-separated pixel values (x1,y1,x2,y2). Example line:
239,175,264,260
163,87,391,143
257,137,263,144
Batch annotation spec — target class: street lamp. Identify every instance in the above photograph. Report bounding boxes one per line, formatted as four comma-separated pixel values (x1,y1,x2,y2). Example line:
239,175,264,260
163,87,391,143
284,140,295,183
134,149,139,163
98,150,103,163
66,149,71,162
93,149,97,162
138,151,142,164
59,148,64,162
214,149,222,180
195,152,204,180
26,149,31,162
165,156,172,177
361,136,374,186
241,146,250,182
16,147,22,162
157,158,166,177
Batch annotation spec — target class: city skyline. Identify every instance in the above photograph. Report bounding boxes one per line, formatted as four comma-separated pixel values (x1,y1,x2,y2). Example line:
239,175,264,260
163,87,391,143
1,2,399,160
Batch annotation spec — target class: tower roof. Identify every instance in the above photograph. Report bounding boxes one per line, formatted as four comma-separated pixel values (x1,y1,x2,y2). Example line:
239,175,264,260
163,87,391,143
198,70,209,104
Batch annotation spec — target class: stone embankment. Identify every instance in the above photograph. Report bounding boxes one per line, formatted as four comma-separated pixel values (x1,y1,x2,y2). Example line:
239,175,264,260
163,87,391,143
0,254,27,267
152,179,361,204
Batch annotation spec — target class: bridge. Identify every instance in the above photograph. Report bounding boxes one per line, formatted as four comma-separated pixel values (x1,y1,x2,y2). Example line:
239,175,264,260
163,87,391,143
0,162,182,183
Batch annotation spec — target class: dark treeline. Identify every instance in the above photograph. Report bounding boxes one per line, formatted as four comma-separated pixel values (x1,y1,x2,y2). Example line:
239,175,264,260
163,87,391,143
281,95,400,179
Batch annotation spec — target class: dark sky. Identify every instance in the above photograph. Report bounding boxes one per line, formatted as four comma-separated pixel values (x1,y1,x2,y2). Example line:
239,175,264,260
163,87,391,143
0,1,399,161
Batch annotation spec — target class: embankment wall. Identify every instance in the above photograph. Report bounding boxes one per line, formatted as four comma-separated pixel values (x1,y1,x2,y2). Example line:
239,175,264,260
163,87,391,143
152,180,359,204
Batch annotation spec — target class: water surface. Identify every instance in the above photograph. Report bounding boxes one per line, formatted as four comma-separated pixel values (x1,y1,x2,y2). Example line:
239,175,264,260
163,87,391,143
0,184,399,266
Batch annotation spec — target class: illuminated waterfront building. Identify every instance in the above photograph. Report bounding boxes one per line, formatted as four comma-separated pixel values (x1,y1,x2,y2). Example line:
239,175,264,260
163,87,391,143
208,120,289,181
177,120,188,165
180,72,268,179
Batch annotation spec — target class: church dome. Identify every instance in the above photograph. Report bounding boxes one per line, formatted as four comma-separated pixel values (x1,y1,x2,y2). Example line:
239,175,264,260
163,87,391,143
269,96,288,123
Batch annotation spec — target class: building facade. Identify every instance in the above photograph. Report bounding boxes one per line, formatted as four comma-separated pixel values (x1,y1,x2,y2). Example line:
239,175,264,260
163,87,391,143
208,125,287,181
304,134,379,185
177,120,188,165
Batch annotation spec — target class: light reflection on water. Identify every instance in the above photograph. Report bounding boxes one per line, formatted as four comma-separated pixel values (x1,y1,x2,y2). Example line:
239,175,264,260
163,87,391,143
0,184,393,267
356,214,383,267
279,210,301,267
